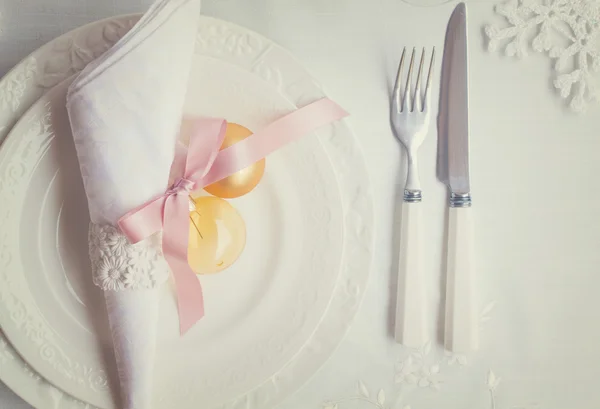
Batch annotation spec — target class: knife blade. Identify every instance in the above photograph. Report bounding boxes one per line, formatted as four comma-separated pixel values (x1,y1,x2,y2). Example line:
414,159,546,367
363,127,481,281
438,2,478,353
438,2,470,201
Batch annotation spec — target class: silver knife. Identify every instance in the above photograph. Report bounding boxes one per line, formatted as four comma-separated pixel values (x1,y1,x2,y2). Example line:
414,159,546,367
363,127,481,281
438,2,478,353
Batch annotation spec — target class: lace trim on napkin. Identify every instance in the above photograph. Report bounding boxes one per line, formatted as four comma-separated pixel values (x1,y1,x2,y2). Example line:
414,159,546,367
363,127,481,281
89,223,170,291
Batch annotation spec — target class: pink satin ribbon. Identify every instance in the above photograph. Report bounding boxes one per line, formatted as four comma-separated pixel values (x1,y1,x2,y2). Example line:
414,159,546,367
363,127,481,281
118,98,348,334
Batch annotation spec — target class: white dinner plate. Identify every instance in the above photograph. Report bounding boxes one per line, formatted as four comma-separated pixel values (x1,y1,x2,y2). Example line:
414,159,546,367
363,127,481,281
0,15,374,409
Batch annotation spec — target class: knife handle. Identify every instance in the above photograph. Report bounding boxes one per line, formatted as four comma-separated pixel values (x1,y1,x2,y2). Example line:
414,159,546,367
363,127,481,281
444,205,478,353
394,200,427,348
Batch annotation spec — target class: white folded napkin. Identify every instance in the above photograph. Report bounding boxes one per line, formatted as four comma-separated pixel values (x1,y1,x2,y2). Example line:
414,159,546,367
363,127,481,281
66,0,201,407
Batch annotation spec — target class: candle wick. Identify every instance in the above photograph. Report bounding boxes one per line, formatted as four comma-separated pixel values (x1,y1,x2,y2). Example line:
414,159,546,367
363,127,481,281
189,212,203,239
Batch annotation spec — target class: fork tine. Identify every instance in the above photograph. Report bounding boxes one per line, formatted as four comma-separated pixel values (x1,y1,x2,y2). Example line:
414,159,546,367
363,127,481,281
413,48,426,112
424,47,436,109
402,48,416,112
393,47,406,113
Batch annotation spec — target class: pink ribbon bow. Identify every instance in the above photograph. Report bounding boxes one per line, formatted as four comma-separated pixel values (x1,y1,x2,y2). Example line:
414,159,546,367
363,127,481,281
118,98,349,334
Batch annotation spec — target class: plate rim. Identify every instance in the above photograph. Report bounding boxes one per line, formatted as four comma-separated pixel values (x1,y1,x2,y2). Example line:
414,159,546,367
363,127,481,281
0,14,374,409
0,60,346,406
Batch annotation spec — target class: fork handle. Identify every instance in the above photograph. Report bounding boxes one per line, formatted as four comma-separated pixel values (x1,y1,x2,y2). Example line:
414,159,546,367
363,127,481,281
394,200,427,347
444,206,478,353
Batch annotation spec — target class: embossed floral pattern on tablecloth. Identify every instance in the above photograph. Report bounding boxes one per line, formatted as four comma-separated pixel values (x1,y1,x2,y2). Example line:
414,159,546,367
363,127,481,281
320,370,519,409
317,302,521,409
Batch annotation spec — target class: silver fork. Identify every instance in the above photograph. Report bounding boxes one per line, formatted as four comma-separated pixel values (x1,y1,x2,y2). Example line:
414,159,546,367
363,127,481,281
391,47,435,348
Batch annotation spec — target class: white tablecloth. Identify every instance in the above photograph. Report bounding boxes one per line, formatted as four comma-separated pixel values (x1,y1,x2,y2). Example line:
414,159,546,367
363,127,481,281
2,0,600,408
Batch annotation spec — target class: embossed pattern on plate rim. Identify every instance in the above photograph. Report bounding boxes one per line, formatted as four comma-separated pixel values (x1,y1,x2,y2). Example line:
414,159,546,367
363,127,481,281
0,70,342,406
0,14,374,409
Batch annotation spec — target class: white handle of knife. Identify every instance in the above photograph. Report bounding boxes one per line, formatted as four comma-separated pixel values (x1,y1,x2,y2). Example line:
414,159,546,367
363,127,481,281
444,205,478,353
394,201,427,348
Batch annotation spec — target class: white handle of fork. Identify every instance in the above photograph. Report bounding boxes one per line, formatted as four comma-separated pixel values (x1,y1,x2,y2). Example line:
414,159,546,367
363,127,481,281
444,206,478,353
394,200,427,348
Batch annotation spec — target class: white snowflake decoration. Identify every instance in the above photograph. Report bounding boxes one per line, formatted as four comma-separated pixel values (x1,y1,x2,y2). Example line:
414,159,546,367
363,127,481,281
485,0,600,112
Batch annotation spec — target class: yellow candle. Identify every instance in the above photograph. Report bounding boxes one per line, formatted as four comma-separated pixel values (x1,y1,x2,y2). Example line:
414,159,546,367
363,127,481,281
204,122,266,198
188,196,246,274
